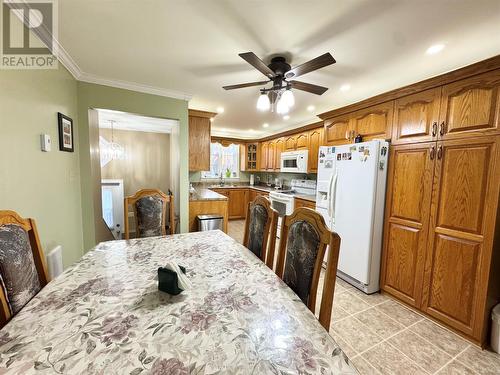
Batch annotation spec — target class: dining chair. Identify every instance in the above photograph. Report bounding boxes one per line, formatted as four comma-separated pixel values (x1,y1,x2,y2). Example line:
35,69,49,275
0,210,49,327
124,189,175,239
275,207,341,330
242,195,278,269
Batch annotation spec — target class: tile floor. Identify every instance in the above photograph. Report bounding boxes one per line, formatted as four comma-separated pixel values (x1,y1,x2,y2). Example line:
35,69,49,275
228,219,500,375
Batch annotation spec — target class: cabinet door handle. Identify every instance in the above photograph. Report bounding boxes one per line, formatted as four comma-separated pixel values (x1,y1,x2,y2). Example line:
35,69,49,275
430,146,435,160
439,122,446,136
432,122,437,137
437,145,443,159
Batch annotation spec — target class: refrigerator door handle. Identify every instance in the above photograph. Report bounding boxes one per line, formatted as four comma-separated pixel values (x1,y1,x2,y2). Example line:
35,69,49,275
326,173,334,217
329,171,338,222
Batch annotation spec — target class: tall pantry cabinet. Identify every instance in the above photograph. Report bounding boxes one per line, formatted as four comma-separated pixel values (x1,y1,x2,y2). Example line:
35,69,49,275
380,66,500,346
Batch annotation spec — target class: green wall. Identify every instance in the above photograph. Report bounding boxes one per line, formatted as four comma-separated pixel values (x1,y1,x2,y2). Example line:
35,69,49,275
0,66,83,267
77,82,189,251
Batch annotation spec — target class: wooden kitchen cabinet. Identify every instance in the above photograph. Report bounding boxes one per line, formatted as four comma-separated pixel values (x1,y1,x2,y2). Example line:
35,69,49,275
351,101,394,141
274,138,284,171
438,70,500,140
325,114,351,145
295,132,309,150
260,142,269,171
392,88,441,145
243,143,259,171
267,140,276,170
228,189,248,219
382,135,500,344
284,136,297,150
420,136,500,339
308,128,323,172
294,197,316,210
189,109,216,171
380,142,435,308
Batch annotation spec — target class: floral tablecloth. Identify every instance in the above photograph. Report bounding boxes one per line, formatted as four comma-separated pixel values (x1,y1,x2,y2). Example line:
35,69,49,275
0,230,357,374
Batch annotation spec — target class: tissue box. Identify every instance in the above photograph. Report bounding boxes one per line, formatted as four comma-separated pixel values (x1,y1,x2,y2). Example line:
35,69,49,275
158,265,186,295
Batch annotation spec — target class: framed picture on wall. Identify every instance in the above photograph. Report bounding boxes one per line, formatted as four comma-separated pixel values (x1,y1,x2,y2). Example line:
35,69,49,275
58,112,74,152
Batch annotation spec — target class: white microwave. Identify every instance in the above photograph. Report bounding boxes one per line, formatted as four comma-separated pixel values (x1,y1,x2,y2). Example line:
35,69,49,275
280,150,309,173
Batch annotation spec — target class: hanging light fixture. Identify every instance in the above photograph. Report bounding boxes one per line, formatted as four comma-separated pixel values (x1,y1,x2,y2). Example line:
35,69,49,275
276,94,289,114
281,88,295,107
256,92,271,111
108,120,125,161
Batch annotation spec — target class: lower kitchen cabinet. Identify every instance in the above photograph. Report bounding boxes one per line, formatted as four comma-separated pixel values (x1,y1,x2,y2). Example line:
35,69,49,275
294,197,316,210
228,189,248,219
381,135,500,345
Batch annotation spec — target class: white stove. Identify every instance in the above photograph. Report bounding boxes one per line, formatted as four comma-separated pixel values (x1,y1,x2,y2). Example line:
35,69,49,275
269,179,317,236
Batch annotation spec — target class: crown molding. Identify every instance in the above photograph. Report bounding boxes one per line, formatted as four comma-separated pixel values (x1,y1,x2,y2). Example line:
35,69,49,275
77,72,193,101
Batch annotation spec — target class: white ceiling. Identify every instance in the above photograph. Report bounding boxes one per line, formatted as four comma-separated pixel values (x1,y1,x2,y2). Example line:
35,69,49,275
59,0,500,139
97,109,178,134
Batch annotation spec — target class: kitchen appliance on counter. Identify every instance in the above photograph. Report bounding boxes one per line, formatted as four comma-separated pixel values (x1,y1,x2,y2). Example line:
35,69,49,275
269,179,316,237
316,140,389,294
280,150,308,173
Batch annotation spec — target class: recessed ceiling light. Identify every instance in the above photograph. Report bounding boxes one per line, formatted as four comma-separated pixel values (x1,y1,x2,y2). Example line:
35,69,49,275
216,107,224,113
283,115,290,120
262,123,269,128
340,84,351,92
307,105,315,112
426,43,445,55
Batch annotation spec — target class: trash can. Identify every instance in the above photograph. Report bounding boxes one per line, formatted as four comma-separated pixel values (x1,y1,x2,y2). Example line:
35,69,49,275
492,304,500,354
197,214,223,231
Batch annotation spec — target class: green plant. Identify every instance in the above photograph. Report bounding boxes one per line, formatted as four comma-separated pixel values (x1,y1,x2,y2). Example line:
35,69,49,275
225,168,232,178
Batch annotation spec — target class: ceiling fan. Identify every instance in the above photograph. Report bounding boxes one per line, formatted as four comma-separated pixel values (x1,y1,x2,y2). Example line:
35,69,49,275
222,52,336,114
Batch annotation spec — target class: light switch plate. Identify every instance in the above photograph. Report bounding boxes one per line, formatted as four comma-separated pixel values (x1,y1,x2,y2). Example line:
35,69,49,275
40,134,51,152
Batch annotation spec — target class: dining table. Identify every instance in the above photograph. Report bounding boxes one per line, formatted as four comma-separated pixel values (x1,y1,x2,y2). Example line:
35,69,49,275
0,230,357,374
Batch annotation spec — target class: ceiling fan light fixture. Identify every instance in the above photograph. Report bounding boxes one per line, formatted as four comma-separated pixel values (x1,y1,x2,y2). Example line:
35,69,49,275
282,89,295,107
256,93,270,111
276,96,289,114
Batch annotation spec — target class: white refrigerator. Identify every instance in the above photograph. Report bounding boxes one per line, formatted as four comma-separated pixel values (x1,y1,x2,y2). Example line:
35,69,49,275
316,140,389,294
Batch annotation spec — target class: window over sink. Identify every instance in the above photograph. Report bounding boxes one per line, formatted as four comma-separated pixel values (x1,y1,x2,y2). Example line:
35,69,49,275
202,142,240,179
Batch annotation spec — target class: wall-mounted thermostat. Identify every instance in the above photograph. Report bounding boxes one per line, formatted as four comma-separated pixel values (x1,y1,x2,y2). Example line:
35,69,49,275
40,134,51,152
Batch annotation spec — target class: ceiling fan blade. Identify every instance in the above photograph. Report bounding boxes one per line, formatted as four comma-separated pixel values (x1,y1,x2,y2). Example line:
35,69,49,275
239,52,276,79
223,80,270,90
289,80,329,95
285,53,336,79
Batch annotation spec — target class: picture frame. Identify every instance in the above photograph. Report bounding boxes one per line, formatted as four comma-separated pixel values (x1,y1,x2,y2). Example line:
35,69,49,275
58,112,74,152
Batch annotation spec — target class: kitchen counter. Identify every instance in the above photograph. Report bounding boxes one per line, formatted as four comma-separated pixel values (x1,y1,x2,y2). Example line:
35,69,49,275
208,184,317,203
190,188,228,201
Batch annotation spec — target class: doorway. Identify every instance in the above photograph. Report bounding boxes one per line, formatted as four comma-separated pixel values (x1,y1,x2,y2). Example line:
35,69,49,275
95,109,180,239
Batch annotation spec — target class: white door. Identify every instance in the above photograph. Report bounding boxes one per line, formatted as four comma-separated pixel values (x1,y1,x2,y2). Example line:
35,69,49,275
101,179,124,239
332,141,380,285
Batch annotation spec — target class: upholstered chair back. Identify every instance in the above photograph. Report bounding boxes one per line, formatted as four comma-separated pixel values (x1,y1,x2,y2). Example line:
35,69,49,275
243,195,278,269
275,207,341,330
124,189,175,239
0,211,49,326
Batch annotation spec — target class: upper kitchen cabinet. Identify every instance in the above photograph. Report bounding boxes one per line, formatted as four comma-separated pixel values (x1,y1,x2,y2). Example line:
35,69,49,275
284,135,297,150
260,141,269,171
267,140,276,170
308,127,323,173
189,109,217,171
392,88,442,145
244,143,259,171
438,70,500,140
274,138,284,171
295,132,309,150
325,114,351,145
351,101,394,142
